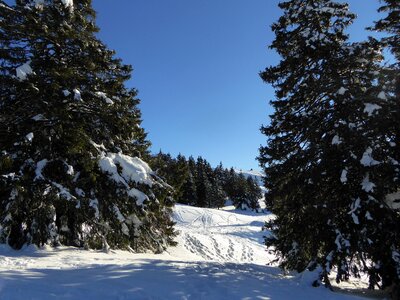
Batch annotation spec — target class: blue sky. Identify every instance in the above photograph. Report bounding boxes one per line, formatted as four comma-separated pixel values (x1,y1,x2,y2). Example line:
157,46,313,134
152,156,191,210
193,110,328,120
92,0,382,171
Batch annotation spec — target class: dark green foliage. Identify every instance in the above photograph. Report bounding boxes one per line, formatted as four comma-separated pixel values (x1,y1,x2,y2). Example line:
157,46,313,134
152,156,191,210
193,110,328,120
258,0,399,291
150,152,262,210
0,0,176,252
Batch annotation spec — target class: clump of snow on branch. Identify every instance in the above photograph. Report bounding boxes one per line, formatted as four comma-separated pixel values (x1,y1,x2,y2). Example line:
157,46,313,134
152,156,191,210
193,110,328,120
34,159,49,181
61,0,73,10
128,188,149,206
385,191,400,210
99,153,153,187
95,92,114,105
377,91,387,100
364,103,381,116
331,135,341,145
32,114,45,121
337,87,347,95
16,61,33,81
89,199,99,219
98,153,155,206
361,173,375,193
51,182,75,201
73,88,82,101
32,0,73,10
25,132,34,142
340,169,348,183
360,147,380,166
348,198,361,225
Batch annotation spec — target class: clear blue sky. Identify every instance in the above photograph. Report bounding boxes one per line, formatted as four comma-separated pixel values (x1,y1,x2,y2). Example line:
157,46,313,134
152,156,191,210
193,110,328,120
91,0,382,171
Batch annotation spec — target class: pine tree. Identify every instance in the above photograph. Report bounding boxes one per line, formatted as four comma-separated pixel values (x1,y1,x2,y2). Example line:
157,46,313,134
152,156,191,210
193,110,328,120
0,0,176,252
180,170,197,206
246,176,262,211
195,157,211,207
211,163,228,208
224,167,237,200
230,173,248,210
259,0,399,290
173,154,189,201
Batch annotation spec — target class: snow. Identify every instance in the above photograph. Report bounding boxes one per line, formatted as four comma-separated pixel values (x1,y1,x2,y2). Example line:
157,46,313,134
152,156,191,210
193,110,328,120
0,204,371,300
363,103,381,116
128,188,149,206
348,198,361,225
340,169,348,183
63,162,74,176
25,132,33,142
385,191,400,210
331,135,341,145
89,140,106,152
51,182,75,201
31,114,45,121
32,0,73,10
62,90,71,97
98,152,154,187
360,147,380,166
337,87,347,95
75,188,85,197
113,204,125,222
73,88,82,101
377,91,387,100
34,159,48,181
95,91,114,105
15,61,32,81
61,0,73,9
89,198,99,219
361,173,375,193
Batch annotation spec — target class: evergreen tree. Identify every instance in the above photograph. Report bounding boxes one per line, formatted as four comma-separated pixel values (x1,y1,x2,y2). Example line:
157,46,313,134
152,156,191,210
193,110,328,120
173,153,189,201
0,0,176,252
230,174,248,210
246,176,262,211
211,163,228,208
195,157,211,207
180,170,197,206
259,0,399,291
224,167,237,200
209,181,226,209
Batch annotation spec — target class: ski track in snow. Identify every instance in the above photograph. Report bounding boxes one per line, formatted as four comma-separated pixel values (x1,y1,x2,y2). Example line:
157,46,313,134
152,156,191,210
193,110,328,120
0,204,374,299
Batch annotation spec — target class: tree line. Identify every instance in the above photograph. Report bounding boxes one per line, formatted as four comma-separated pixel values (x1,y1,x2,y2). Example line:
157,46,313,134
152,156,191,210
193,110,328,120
150,152,263,211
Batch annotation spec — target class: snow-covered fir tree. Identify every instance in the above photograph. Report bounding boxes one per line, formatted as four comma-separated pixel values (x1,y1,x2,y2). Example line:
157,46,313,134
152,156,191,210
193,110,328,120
258,0,400,292
0,0,176,252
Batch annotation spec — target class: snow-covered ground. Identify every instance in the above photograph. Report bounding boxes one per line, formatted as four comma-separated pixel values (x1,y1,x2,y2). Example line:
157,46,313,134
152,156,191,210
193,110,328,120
0,204,379,299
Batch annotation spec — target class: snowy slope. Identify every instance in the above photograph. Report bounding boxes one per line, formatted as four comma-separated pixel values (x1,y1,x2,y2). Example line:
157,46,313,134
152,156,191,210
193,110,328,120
0,204,374,300
235,169,265,187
